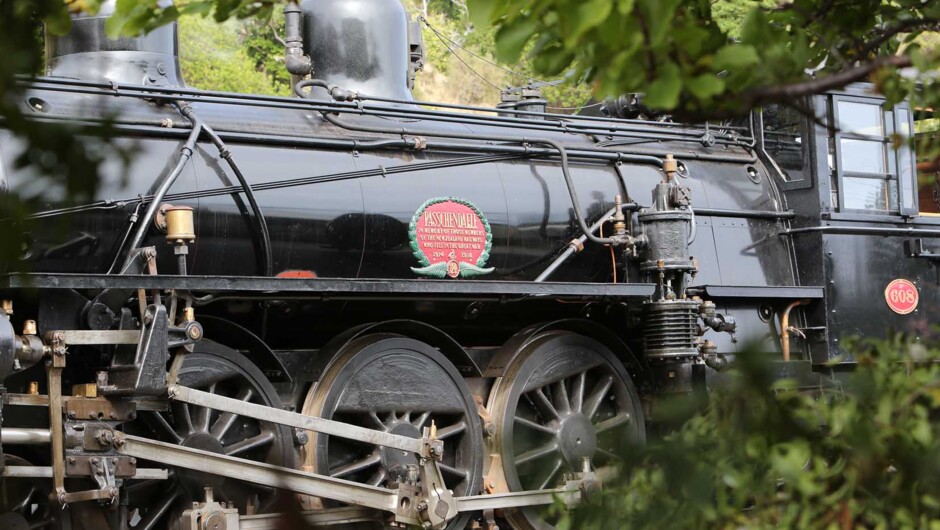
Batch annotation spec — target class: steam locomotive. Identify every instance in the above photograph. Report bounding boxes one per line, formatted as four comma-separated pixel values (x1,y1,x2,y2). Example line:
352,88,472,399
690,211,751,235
0,1,936,529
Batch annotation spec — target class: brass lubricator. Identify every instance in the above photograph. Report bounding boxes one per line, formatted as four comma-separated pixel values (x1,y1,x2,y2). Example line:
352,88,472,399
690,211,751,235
164,205,196,244
163,205,195,276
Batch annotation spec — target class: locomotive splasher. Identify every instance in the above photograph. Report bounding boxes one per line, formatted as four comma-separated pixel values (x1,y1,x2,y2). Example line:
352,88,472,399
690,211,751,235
1,0,936,529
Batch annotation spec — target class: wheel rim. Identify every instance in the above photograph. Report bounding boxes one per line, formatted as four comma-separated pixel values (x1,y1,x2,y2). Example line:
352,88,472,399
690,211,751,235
302,335,483,529
127,342,296,529
0,455,69,530
487,332,645,530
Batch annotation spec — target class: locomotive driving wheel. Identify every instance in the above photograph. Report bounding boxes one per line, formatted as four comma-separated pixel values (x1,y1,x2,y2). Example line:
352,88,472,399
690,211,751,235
0,454,70,530
487,332,645,530
126,341,296,529
302,334,484,530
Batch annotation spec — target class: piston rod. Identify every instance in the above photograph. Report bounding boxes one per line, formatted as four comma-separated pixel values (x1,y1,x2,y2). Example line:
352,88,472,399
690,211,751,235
0,428,51,443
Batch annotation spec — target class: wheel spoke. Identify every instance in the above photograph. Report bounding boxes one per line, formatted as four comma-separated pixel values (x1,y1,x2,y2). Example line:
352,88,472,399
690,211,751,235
553,379,571,414
210,388,254,439
329,452,381,479
136,487,181,530
583,374,614,419
514,442,558,466
172,402,194,436
439,464,468,480
571,372,586,413
529,388,560,421
538,459,564,490
367,468,387,487
11,486,37,513
594,413,631,434
437,420,466,440
368,411,386,430
148,411,183,443
412,412,430,429
513,415,556,435
225,431,275,456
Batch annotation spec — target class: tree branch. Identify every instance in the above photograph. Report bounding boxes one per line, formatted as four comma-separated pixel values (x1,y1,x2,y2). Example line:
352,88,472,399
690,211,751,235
741,54,913,107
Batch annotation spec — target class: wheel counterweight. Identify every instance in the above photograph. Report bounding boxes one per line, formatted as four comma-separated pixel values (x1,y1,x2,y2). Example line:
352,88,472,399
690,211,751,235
302,334,484,530
486,332,645,530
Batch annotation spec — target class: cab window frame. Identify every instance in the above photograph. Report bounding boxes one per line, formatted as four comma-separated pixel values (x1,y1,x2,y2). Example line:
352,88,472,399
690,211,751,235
828,94,918,218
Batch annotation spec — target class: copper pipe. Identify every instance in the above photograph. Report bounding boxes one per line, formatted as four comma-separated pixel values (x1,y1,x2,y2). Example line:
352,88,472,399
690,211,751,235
780,299,809,362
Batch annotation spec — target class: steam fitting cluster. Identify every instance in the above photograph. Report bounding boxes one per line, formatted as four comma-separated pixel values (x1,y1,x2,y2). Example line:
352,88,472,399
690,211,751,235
0,300,48,381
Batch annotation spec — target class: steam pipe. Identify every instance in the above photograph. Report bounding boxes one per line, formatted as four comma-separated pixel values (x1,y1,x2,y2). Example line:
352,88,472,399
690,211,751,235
120,112,203,271
293,79,747,147
283,1,312,77
534,202,640,282
780,299,809,362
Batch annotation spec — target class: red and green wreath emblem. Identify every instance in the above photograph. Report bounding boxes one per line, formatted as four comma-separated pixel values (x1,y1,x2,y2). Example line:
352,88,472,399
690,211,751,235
409,197,495,278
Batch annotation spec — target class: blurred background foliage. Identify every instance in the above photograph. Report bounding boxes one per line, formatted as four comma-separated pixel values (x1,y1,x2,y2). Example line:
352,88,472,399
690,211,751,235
556,336,940,530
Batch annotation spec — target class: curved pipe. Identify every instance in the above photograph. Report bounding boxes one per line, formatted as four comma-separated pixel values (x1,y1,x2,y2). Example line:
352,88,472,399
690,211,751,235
120,112,203,271
780,299,809,362
535,202,639,282
193,115,274,277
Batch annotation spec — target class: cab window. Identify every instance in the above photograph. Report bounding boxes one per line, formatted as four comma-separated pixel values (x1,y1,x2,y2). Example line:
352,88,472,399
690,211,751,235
762,104,807,182
915,111,940,216
828,96,916,215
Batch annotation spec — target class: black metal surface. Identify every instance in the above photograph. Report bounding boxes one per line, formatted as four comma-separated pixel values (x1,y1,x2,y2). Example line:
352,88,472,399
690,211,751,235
102,304,169,396
299,0,413,101
0,454,70,530
0,274,656,299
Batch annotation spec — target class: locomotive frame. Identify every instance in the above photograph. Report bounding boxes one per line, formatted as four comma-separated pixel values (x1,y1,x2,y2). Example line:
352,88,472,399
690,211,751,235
0,1,937,529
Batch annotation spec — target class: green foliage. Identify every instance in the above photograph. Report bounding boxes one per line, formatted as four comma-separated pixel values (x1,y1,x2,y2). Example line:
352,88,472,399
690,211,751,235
559,337,940,530
177,13,286,96
241,11,292,95
471,0,940,121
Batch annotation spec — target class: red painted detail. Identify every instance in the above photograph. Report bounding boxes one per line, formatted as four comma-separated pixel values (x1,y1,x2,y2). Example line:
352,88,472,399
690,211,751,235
413,200,488,270
884,279,918,315
276,270,318,279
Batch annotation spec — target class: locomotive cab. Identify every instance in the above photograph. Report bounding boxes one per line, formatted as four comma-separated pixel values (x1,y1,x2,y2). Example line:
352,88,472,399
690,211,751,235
762,84,938,364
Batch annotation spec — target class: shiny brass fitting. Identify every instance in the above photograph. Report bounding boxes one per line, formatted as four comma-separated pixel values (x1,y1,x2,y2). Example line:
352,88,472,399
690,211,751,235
165,206,196,244
183,307,195,322
612,195,627,236
28,381,39,395
1,300,12,315
22,319,37,336
663,153,678,181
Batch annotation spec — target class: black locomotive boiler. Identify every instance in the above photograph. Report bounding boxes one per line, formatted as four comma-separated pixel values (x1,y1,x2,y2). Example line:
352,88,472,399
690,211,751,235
0,1,936,529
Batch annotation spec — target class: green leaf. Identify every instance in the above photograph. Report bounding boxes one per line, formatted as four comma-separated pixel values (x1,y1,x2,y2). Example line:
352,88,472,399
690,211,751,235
686,74,725,100
712,45,759,71
568,0,613,43
467,0,498,27
643,62,681,109
616,0,635,16
44,7,73,36
495,18,537,63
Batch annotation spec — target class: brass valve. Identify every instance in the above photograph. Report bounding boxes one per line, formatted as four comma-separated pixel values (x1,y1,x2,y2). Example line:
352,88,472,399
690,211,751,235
663,153,678,181
612,195,627,237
